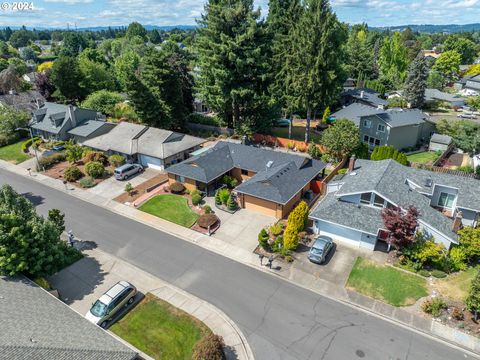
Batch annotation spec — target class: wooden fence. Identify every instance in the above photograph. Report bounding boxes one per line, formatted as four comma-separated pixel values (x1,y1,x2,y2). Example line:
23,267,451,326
186,122,234,136
410,163,480,179
253,133,327,153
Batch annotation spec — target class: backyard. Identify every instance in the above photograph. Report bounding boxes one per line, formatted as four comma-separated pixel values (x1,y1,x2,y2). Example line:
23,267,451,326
139,194,199,228
347,257,428,307
270,119,322,143
406,151,440,165
110,294,210,360
0,140,30,164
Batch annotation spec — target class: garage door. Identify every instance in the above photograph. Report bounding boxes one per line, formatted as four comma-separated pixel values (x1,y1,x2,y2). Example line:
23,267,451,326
139,154,163,170
315,220,376,249
243,195,278,218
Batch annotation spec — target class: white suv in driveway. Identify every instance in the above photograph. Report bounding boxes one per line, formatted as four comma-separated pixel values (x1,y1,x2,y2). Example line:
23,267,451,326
85,280,137,328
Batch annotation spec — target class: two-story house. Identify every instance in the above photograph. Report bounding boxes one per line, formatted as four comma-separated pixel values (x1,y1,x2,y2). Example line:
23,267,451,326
455,74,480,96
309,157,479,250
332,103,435,151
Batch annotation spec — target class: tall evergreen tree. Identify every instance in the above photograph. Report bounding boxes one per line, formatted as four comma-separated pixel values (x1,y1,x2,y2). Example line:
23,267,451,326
282,0,347,143
194,0,270,129
404,52,428,109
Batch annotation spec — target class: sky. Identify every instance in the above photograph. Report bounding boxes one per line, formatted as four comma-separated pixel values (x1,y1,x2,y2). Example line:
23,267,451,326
0,0,479,29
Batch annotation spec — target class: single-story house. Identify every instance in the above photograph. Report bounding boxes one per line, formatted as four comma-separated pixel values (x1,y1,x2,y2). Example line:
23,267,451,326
332,103,435,151
82,122,206,170
310,157,479,250
29,102,114,143
0,90,45,112
340,88,388,109
424,88,465,108
166,141,326,219
0,275,137,360
429,133,453,152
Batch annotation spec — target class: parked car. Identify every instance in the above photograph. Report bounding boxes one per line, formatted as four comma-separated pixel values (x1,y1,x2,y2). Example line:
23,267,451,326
308,235,334,264
52,144,65,151
458,113,477,119
85,281,137,328
114,163,143,180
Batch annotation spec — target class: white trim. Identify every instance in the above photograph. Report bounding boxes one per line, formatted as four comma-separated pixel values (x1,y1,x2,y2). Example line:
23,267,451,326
417,219,457,244
310,216,378,237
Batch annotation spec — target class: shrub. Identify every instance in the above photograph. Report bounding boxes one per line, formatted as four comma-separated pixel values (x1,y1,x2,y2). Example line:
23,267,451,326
85,161,105,179
83,151,107,165
418,269,430,277
203,205,212,214
108,154,126,167
449,246,467,271
21,136,39,152
197,214,219,229
227,193,237,210
285,255,294,263
287,141,295,150
458,165,474,174
79,176,96,188
297,144,306,152
192,333,225,360
272,235,284,252
422,297,447,317
37,152,66,170
214,190,222,205
337,168,347,174
65,142,83,163
191,189,200,197
258,228,269,249
431,269,447,278
218,188,230,205
269,222,284,237
170,182,185,194
192,193,202,206
33,277,51,290
223,175,238,189
451,307,464,320
321,153,331,163
63,165,83,182
308,142,322,159
124,182,134,195
283,226,299,251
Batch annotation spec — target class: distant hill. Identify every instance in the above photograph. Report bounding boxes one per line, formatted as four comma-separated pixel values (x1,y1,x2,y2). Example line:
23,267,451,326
4,25,197,31
372,23,480,33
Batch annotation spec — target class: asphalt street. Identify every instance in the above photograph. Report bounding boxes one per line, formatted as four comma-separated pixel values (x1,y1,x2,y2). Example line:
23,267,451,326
1,169,475,360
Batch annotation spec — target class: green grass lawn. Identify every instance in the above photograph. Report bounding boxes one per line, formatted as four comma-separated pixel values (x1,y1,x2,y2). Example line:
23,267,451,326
111,294,210,360
139,194,199,228
434,266,478,302
0,140,30,164
347,257,428,307
406,151,440,165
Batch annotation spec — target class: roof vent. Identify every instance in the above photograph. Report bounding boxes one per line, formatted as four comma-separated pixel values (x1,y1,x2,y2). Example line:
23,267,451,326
425,177,433,187
266,160,274,169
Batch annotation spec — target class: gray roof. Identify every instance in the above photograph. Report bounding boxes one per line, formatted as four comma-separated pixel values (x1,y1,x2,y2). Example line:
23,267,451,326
83,122,205,159
425,88,465,103
430,133,452,145
0,91,45,112
67,120,115,138
332,103,384,126
312,159,480,242
0,276,136,360
341,88,388,107
168,141,326,204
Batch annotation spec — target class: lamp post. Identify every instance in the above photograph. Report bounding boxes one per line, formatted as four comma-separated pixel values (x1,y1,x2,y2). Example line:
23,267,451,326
16,127,40,171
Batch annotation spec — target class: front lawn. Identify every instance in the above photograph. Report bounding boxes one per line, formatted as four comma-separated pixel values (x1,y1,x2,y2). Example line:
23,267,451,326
111,293,210,360
407,151,440,165
0,140,30,164
139,194,199,228
434,266,478,302
347,257,428,307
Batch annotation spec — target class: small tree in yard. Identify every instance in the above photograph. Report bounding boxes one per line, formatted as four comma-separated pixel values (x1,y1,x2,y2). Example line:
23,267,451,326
65,141,83,164
215,189,222,205
466,269,480,321
227,193,237,211
283,201,309,251
192,333,225,360
48,209,65,233
258,228,269,250
381,206,419,250
124,182,134,196
321,119,360,162
308,142,322,159
322,107,330,124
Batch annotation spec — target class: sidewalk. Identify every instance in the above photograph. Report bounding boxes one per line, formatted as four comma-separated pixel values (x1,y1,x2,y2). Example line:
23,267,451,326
48,247,254,360
1,159,479,356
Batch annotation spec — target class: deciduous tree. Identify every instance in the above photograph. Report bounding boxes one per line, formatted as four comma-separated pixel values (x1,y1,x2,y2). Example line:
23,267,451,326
320,118,360,162
381,206,419,249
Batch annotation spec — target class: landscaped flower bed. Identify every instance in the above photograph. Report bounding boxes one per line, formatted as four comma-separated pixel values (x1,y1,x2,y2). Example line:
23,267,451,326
214,187,238,213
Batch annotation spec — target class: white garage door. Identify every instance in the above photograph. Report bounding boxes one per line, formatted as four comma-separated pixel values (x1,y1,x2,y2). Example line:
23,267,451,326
314,220,376,250
139,154,164,170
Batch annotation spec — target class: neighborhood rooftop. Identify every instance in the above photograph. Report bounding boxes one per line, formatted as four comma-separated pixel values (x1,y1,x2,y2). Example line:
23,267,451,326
0,276,136,360
341,88,388,108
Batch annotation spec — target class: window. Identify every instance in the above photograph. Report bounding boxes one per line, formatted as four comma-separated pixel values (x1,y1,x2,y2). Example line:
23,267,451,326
375,139,380,146
438,192,455,208
175,175,185,183
363,135,369,142
241,169,248,176
360,193,371,204
373,194,385,207
369,137,375,145
363,120,372,128
377,124,385,132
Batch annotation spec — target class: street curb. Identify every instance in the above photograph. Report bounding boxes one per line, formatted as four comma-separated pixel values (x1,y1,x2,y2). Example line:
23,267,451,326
0,160,478,358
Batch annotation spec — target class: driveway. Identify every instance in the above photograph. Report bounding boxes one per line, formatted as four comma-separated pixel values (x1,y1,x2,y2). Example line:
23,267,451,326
86,168,163,199
204,197,276,251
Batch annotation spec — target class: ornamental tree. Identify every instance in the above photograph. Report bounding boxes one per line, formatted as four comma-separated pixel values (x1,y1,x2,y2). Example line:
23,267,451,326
381,206,419,249
321,118,360,162
466,269,480,321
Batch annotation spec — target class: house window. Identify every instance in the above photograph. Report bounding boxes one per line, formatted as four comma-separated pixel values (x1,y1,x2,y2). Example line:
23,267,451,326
369,137,375,145
377,124,385,132
363,119,372,128
438,192,455,208
360,193,371,204
375,139,380,146
373,194,385,208
175,175,185,183
363,135,369,142
241,169,248,176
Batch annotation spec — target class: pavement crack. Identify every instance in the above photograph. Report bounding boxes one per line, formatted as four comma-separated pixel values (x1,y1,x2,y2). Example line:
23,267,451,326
250,282,283,334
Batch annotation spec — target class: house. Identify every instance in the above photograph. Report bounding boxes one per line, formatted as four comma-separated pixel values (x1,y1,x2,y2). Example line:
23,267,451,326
29,102,114,143
340,88,388,109
0,275,137,360
424,88,465,108
429,133,453,152
83,122,206,170
166,141,326,219
332,103,435,150
455,74,480,96
193,98,210,114
0,90,45,112
310,157,480,250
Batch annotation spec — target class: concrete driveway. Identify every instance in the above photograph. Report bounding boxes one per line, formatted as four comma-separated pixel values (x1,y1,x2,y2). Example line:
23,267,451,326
87,168,163,199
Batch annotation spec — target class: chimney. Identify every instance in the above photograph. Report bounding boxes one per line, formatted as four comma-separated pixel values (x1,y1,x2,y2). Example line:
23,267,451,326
452,211,463,233
68,105,77,127
348,155,356,172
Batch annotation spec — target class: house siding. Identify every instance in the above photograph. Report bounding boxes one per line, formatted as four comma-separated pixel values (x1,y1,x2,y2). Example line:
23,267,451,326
387,125,422,150
359,115,389,148
430,185,458,209
459,208,479,227
417,221,453,249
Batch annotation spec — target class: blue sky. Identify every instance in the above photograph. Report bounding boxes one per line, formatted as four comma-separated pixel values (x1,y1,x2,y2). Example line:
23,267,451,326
0,0,479,29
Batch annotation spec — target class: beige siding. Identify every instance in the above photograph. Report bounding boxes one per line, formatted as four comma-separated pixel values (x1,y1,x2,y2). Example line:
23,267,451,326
231,168,256,182
167,173,197,192
242,194,279,218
